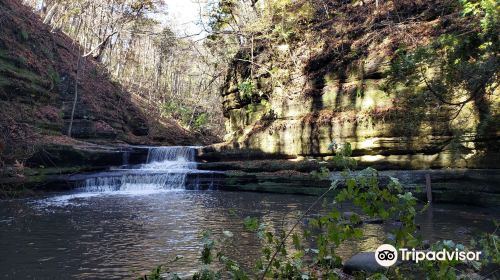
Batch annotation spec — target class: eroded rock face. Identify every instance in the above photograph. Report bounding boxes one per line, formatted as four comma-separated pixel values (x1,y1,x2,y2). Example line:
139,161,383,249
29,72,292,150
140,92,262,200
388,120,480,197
220,2,499,170
223,58,499,168
197,161,500,206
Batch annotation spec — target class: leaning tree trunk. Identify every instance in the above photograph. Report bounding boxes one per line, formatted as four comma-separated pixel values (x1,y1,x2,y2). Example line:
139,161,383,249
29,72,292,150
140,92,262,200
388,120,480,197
43,3,58,24
67,50,81,137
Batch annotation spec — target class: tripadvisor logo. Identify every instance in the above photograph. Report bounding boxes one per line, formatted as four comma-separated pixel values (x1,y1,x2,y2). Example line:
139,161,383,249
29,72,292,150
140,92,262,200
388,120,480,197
375,244,398,267
375,244,482,267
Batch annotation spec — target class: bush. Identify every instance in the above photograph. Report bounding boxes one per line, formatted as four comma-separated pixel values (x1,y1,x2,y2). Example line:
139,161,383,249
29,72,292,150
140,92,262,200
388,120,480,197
160,101,209,131
237,79,255,101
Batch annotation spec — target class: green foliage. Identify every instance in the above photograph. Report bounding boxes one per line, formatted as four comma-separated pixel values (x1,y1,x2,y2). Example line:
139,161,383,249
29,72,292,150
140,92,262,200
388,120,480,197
328,142,357,170
246,145,418,279
216,254,248,280
460,0,499,37
199,231,249,279
137,256,182,280
409,234,499,280
200,231,215,265
385,0,499,137
192,269,220,280
141,265,164,280
245,103,260,114
161,101,191,126
237,79,255,101
207,0,237,32
254,221,308,279
334,169,419,248
266,0,314,42
471,220,500,265
414,240,470,279
208,0,314,42
310,166,330,180
243,216,259,232
160,101,209,131
193,113,209,130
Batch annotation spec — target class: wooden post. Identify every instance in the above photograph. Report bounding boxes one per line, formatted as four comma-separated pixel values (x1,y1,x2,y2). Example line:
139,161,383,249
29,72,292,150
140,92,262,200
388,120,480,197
425,174,432,203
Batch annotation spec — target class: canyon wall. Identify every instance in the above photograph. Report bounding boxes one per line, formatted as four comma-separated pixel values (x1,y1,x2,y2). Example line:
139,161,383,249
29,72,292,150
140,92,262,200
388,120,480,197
220,1,499,169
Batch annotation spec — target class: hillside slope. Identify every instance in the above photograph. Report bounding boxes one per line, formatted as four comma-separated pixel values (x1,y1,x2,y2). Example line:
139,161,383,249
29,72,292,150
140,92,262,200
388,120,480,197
0,0,199,166
221,0,499,169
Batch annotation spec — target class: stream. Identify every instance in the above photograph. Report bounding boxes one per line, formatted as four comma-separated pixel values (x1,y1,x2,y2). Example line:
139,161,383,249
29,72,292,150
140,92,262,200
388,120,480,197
0,147,498,279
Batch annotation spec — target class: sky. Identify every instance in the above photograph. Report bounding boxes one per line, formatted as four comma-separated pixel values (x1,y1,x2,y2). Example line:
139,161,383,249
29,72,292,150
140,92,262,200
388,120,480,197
161,0,208,38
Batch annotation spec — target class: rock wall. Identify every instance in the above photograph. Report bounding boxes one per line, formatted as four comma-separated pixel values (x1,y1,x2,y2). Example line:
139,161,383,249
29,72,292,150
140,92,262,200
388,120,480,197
221,1,499,169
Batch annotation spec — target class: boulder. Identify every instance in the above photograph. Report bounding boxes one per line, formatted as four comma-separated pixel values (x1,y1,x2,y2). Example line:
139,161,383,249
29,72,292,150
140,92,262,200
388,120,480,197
342,211,356,219
343,252,384,274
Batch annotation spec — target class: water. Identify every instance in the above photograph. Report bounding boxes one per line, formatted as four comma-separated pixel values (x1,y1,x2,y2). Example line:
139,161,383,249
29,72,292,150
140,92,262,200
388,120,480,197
0,191,497,279
0,147,498,279
77,146,211,194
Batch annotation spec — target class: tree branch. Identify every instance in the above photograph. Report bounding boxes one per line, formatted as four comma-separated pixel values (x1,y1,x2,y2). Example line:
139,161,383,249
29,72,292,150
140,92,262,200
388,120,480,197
83,31,118,58
419,66,479,106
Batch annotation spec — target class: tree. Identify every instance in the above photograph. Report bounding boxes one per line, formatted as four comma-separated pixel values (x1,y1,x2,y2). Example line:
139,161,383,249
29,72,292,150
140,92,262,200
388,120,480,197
25,0,226,136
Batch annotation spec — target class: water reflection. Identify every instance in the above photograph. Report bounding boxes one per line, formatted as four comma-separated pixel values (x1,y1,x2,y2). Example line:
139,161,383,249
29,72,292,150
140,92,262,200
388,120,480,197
0,191,497,279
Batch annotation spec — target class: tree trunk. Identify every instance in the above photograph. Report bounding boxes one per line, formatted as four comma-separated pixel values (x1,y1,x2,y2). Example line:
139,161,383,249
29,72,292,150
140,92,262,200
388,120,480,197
67,51,82,137
43,3,58,24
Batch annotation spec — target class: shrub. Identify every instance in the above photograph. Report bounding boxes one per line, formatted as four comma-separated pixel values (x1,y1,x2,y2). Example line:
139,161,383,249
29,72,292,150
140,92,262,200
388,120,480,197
237,79,255,101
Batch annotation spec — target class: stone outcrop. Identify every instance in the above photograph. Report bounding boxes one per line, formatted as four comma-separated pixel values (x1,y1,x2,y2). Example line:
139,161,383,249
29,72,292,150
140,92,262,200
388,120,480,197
0,143,150,192
198,158,500,206
220,1,499,170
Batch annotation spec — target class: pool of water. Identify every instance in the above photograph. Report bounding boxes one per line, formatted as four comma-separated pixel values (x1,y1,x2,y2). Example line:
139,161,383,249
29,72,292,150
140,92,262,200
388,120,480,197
0,190,497,279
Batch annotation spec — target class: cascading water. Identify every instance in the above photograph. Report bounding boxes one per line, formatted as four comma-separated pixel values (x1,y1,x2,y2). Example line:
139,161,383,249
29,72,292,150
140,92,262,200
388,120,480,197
144,146,197,170
80,146,203,193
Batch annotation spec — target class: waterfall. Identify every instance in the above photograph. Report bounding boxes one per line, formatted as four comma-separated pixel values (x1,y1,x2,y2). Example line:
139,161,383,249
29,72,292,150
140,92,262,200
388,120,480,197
80,146,201,193
143,147,197,170
122,151,130,165
146,146,195,163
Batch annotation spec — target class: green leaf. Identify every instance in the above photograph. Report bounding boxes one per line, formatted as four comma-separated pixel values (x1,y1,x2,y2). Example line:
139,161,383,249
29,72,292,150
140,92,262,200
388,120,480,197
243,216,259,231
292,233,302,249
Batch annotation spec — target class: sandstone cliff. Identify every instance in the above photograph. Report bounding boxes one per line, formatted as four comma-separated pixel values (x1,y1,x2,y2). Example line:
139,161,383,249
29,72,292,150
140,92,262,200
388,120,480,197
221,0,499,169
